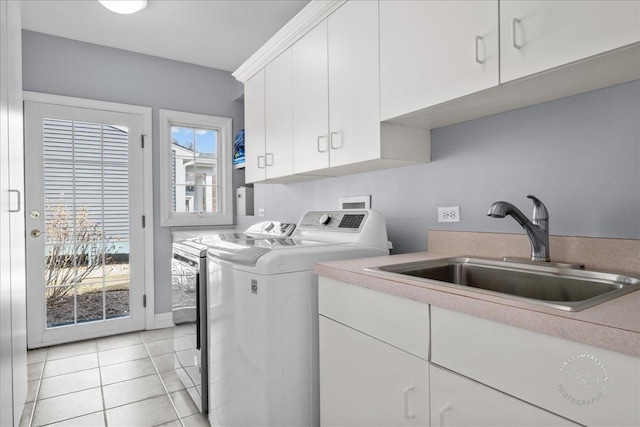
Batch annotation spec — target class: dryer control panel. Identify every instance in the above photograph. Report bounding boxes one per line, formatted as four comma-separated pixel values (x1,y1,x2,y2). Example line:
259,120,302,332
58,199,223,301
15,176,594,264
298,211,368,232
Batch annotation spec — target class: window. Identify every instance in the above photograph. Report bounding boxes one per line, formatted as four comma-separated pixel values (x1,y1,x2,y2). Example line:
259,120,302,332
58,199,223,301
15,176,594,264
160,109,233,226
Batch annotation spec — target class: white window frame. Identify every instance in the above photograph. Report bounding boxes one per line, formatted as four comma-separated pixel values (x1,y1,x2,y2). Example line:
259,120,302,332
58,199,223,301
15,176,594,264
159,109,233,226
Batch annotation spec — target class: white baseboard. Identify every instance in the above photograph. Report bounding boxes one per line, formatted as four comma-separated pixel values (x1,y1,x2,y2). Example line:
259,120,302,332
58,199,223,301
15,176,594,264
152,312,173,329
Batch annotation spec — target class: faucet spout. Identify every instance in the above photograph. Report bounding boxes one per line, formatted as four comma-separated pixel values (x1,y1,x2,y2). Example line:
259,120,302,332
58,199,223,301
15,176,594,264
487,195,550,262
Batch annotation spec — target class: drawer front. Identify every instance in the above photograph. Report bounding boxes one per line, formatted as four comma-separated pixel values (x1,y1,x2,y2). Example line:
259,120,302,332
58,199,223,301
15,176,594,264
318,277,429,360
431,306,640,426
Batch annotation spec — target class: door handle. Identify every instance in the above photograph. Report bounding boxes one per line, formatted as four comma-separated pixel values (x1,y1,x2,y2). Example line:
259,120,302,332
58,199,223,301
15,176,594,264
403,386,416,419
439,403,452,426
196,272,201,350
8,189,20,212
330,132,342,150
512,17,522,49
257,156,265,169
317,136,328,153
475,36,485,64
265,153,274,166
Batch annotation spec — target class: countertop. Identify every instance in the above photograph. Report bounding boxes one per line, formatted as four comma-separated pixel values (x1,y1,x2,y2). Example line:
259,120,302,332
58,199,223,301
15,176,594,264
314,251,640,358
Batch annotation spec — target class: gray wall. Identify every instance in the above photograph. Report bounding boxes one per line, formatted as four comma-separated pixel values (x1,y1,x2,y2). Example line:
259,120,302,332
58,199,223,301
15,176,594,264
22,29,640,312
253,80,640,254
22,31,244,314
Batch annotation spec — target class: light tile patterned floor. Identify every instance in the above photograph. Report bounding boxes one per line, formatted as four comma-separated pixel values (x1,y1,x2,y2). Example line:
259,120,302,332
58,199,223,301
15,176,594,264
20,329,211,427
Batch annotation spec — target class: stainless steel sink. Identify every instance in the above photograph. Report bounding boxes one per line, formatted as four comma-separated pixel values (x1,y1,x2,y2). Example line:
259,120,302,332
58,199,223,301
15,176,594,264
366,257,640,311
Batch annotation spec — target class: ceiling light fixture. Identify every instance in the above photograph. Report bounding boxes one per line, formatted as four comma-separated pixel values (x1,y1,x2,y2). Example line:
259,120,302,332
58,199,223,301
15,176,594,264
98,0,147,15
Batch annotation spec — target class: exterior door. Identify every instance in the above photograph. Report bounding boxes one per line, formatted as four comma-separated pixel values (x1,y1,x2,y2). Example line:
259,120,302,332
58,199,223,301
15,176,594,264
25,101,146,347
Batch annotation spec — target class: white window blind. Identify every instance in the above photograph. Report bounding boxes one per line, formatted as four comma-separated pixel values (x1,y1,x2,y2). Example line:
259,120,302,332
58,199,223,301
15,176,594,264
43,118,129,243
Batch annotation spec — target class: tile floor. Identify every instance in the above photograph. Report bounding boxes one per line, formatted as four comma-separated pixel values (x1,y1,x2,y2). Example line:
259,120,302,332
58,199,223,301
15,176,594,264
20,328,211,427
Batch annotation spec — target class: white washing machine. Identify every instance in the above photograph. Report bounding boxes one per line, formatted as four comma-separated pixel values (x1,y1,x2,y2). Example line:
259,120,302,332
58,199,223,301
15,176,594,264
206,209,390,426
170,221,296,413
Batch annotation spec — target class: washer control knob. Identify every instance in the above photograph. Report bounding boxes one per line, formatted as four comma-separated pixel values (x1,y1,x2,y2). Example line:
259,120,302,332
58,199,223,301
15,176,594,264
264,222,275,231
318,213,332,225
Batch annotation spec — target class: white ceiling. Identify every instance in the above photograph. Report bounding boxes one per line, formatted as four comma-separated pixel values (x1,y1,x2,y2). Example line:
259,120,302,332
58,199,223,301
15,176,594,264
21,0,310,72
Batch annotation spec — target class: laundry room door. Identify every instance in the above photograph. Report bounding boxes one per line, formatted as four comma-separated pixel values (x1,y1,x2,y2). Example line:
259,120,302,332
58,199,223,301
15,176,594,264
24,100,147,347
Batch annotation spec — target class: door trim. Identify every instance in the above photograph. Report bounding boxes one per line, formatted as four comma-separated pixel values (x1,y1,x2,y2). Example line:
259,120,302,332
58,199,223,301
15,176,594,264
23,91,156,332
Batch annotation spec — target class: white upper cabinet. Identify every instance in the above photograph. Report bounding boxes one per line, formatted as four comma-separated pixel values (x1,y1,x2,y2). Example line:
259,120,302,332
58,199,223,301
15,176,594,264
245,50,295,183
244,69,266,184
264,49,294,179
240,1,640,153
500,0,640,83
292,21,330,174
244,0,429,182
327,0,382,168
380,0,499,121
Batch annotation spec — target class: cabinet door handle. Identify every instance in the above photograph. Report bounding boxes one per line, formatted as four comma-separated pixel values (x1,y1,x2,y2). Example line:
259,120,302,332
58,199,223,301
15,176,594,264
475,36,485,64
257,156,265,169
438,403,452,426
317,136,328,153
403,386,416,420
265,153,274,166
512,17,522,49
8,189,21,213
330,131,342,150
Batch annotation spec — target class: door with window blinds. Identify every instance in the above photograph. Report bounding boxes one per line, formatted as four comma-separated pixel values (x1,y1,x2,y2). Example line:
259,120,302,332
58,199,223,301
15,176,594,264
24,101,146,347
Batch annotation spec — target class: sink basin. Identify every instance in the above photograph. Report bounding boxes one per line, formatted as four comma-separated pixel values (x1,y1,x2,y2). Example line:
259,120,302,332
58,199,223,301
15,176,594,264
367,257,640,311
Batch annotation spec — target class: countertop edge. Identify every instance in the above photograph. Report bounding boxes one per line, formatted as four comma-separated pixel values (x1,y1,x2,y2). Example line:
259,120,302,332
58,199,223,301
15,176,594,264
314,253,640,358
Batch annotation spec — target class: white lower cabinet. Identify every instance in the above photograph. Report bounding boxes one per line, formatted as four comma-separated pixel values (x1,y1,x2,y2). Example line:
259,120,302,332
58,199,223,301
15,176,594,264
319,316,429,426
318,277,430,426
430,365,577,427
318,278,640,427
431,306,640,427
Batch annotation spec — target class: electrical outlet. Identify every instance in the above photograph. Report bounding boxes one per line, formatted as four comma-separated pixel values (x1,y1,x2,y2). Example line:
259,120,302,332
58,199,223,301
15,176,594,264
258,209,265,217
438,206,460,223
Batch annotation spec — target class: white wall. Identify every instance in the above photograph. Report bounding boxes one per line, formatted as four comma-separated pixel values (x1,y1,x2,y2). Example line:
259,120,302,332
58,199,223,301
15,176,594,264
252,80,640,254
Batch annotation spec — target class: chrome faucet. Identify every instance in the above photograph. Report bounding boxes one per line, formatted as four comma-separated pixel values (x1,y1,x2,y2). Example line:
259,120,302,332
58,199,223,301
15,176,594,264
487,195,550,262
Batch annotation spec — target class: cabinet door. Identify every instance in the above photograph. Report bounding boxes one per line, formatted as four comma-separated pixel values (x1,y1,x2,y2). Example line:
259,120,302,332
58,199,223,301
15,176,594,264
293,21,330,174
380,0,499,121
500,1,640,83
265,49,294,179
244,70,266,183
328,0,381,168
430,366,577,427
319,316,429,426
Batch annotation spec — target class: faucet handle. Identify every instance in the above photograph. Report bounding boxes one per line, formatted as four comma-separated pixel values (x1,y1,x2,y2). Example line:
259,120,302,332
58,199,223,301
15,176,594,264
527,195,549,222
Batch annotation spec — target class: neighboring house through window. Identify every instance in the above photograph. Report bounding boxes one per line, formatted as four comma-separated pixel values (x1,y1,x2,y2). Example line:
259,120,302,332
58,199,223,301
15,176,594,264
160,109,233,226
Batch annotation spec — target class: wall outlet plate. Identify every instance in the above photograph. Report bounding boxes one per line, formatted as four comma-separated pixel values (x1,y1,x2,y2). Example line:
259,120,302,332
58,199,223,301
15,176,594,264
438,206,460,223
258,209,265,217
